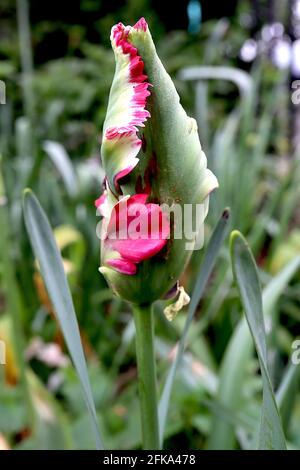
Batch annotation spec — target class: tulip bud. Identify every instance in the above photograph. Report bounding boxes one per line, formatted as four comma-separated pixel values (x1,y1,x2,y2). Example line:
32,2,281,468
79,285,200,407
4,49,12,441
97,18,218,304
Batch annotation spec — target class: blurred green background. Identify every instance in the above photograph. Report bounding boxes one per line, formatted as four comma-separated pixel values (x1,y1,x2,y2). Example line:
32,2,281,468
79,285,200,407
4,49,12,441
0,0,300,450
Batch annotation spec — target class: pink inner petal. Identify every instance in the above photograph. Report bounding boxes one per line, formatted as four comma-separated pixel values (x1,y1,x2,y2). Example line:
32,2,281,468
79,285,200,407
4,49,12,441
133,17,148,32
109,238,167,263
107,258,137,275
127,193,149,205
95,193,106,208
114,165,135,192
107,193,149,235
95,192,108,217
105,193,169,264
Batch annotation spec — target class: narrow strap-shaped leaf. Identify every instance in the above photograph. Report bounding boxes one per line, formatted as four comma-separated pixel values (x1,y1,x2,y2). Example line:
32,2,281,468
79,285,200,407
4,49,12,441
209,253,300,449
23,189,103,450
158,208,230,447
230,230,286,450
263,256,300,318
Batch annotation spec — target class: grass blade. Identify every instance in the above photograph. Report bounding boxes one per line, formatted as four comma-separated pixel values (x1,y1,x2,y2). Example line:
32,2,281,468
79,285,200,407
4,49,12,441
230,230,286,450
158,208,230,447
23,189,103,450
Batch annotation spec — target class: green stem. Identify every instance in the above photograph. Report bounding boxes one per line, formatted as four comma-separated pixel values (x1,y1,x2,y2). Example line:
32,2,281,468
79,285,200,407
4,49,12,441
132,303,159,450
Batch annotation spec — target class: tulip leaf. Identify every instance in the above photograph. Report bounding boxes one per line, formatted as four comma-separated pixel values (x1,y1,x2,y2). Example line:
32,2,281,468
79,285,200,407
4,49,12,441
209,254,300,449
230,230,286,450
22,189,103,450
158,208,230,447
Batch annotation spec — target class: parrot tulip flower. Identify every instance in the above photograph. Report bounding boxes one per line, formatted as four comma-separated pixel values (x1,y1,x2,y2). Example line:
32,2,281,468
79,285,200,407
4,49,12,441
96,18,218,304
94,17,219,450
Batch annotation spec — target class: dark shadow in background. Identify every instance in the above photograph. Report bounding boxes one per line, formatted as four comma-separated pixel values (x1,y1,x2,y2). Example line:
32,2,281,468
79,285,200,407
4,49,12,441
27,0,238,63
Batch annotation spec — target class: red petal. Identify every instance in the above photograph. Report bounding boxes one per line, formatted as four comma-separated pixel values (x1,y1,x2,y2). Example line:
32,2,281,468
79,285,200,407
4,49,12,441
133,18,148,31
107,258,137,275
95,192,107,217
104,193,170,272
114,165,135,192
109,238,167,263
107,21,151,194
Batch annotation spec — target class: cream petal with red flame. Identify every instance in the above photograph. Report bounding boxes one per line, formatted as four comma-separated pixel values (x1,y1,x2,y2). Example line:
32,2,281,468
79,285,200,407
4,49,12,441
101,20,151,196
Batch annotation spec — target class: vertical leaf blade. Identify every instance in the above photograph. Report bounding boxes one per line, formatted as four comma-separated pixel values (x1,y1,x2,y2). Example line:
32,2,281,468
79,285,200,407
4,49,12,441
209,252,300,449
230,230,286,450
23,189,103,450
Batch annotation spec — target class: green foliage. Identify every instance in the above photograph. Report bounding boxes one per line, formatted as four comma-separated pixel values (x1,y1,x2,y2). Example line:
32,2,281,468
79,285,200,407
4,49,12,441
23,189,103,449
230,231,286,450
0,0,300,451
